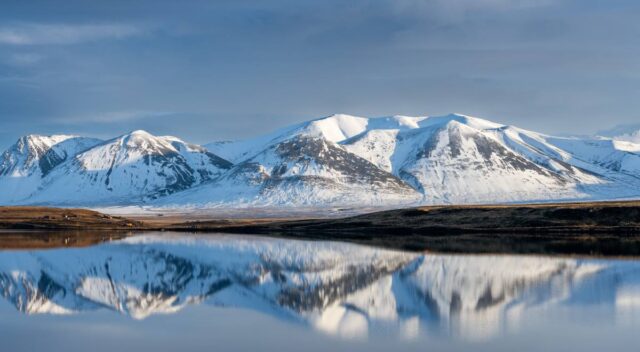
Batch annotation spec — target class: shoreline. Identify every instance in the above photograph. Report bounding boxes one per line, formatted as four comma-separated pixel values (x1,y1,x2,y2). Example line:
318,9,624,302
2,200,640,255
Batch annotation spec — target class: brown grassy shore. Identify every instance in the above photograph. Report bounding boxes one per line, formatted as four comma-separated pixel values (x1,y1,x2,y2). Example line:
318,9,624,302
168,201,640,233
2,201,640,255
0,206,143,230
165,200,640,255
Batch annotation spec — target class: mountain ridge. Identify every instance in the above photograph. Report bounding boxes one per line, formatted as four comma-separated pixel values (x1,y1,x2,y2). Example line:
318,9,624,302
2,113,640,207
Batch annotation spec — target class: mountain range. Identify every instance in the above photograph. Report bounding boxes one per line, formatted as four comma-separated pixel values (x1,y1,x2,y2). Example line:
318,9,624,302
1,113,640,208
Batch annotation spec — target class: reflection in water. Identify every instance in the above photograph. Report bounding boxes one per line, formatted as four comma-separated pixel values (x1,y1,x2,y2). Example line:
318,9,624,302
0,233,639,342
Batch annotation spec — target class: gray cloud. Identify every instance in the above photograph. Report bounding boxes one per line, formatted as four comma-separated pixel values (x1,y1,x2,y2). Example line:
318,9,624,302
0,23,146,45
55,110,175,124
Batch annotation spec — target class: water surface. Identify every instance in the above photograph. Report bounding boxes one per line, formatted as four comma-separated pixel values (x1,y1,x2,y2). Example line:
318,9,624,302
0,232,639,351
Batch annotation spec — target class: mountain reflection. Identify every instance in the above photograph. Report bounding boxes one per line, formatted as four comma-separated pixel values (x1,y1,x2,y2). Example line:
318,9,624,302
1,233,639,341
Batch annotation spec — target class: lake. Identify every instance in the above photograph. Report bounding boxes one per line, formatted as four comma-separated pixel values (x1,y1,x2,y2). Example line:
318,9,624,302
0,232,639,352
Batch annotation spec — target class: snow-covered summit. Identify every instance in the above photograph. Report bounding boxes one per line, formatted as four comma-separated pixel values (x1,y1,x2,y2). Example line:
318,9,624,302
0,134,101,177
0,134,102,203
2,130,232,205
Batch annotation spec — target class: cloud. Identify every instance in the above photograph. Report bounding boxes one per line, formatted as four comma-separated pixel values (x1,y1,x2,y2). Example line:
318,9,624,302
3,53,43,66
391,0,557,13
55,110,176,124
376,0,561,27
0,23,145,45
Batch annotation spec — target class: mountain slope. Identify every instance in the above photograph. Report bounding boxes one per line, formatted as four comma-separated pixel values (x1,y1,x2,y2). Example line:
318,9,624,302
338,114,640,204
542,136,640,176
394,122,578,203
164,134,421,206
342,119,588,203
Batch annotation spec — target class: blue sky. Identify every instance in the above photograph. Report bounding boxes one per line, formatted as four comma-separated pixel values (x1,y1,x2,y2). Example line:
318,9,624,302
1,0,639,149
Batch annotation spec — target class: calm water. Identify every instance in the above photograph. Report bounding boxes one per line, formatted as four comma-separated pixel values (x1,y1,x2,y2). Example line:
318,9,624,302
0,232,639,352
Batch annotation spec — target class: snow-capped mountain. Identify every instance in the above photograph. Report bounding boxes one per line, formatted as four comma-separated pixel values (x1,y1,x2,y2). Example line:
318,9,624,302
1,234,639,340
27,130,233,204
342,116,587,203
200,113,640,206
2,113,640,207
0,134,102,177
0,135,102,203
169,134,421,206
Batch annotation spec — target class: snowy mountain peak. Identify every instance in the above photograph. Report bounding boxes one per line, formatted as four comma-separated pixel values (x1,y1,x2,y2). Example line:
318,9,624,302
129,129,153,136
0,134,102,177
120,130,185,150
1,134,74,177
4,131,233,205
417,113,504,131
303,114,369,142
298,113,505,145
121,129,174,147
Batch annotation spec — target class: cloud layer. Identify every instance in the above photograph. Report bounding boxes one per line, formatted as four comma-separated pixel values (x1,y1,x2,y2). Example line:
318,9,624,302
0,0,639,149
